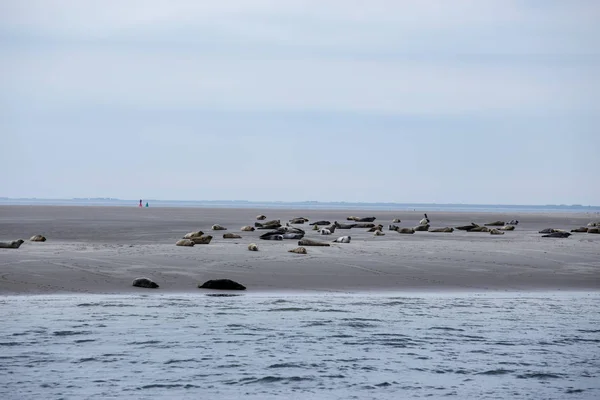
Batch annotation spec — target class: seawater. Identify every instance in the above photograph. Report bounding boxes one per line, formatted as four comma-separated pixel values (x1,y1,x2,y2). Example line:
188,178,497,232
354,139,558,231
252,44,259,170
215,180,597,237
1,292,598,399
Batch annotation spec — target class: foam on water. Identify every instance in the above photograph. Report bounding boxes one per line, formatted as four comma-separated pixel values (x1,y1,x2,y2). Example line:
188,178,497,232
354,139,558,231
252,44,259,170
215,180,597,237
1,292,599,399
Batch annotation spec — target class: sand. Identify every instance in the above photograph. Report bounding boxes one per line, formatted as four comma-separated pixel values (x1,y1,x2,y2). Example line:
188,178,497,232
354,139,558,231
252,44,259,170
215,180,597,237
0,205,599,294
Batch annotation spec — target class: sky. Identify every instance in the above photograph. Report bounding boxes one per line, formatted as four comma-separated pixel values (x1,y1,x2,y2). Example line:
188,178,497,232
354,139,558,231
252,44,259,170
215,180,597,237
1,1,599,205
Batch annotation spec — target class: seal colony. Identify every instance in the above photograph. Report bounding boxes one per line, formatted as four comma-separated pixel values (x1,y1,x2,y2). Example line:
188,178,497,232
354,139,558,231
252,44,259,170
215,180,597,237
3,210,598,294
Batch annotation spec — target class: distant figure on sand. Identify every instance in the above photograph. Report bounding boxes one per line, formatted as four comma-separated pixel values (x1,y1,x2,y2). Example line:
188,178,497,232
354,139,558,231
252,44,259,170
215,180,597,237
139,199,143,208
145,202,149,207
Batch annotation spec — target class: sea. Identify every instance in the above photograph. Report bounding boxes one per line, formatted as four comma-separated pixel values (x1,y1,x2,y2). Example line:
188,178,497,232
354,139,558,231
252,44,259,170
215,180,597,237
1,292,599,399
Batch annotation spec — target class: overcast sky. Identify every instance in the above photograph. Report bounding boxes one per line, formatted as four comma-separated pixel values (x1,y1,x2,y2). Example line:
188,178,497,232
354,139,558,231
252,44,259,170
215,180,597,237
1,1,598,204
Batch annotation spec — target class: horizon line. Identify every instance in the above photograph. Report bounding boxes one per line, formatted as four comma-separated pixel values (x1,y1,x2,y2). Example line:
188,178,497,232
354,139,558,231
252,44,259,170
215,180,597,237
0,197,598,208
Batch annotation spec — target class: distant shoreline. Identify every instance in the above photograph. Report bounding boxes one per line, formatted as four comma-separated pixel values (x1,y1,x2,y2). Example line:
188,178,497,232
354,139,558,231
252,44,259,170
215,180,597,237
1,199,599,213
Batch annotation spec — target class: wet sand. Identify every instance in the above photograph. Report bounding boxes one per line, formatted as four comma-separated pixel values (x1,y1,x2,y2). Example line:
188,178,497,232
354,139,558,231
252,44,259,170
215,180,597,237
0,205,599,294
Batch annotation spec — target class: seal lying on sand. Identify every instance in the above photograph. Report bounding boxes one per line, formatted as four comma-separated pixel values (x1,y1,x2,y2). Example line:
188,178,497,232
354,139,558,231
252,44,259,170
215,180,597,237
176,239,195,246
281,233,303,239
397,228,415,234
367,225,384,232
419,214,430,225
320,229,332,235
347,216,376,222
288,247,307,254
191,235,213,244
389,224,399,231
259,232,284,240
468,226,490,232
542,232,571,238
132,277,159,289
333,236,351,243
198,279,246,290
485,221,505,226
256,215,267,220
499,225,515,231
255,220,282,229
456,223,480,231
223,233,242,239
508,220,519,225
374,230,385,236
248,243,258,251
0,239,25,249
489,228,504,235
570,227,588,233
30,235,46,242
354,223,376,229
414,224,430,232
298,238,330,247
588,227,600,234
392,218,401,223
183,231,204,239
289,217,309,224
429,227,454,233
241,226,255,232
587,221,599,227
212,224,227,231
309,221,331,226
334,221,356,229
539,228,566,234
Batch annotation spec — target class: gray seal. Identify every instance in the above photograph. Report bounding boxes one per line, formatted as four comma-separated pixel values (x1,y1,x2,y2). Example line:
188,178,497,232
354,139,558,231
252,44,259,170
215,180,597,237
0,239,25,249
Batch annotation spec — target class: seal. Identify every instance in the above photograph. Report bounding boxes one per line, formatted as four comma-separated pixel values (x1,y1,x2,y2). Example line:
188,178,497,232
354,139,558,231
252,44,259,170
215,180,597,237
241,226,255,232
419,213,430,225
288,247,307,254
507,219,519,225
587,221,599,227
542,232,571,238
191,235,213,244
0,239,25,249
392,218,401,223
259,232,284,240
414,224,430,232
367,225,384,232
456,223,479,231
298,238,330,247
588,227,600,234
484,221,505,226
29,235,46,242
255,220,282,229
347,216,376,222
256,215,267,220
223,233,242,239
320,229,332,235
388,224,399,231
132,277,159,289
183,231,204,239
374,230,385,236
289,217,309,224
333,236,351,243
489,228,504,235
212,224,227,231
397,227,415,234
248,243,258,251
309,221,331,226
499,225,515,231
334,221,355,229
354,223,376,229
198,279,246,290
429,227,454,233
468,226,490,232
176,239,195,246
570,227,588,233
539,228,562,234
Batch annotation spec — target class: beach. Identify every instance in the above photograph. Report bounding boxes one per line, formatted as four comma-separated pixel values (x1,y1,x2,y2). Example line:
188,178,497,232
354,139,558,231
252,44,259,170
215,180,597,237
1,205,598,295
